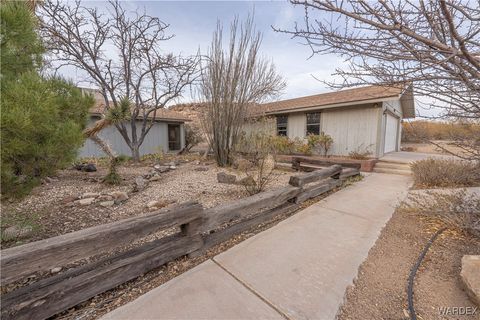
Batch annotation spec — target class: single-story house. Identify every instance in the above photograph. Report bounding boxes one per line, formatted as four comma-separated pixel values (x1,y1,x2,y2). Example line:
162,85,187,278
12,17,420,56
246,85,415,158
78,89,191,158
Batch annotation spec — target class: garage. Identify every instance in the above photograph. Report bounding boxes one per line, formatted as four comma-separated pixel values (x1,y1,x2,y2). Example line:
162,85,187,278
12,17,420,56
384,113,399,153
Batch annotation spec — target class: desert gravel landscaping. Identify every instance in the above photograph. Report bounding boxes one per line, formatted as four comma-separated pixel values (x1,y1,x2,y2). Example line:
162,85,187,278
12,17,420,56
1,155,291,249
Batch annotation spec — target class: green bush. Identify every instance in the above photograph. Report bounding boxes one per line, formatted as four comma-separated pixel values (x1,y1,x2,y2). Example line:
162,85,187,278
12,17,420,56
1,1,93,197
1,74,93,196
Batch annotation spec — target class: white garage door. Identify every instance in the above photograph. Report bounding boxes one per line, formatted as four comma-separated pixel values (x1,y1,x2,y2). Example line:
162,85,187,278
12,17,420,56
384,114,398,153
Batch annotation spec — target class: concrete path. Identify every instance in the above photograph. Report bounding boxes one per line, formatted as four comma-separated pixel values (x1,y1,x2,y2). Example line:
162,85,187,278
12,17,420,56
381,151,456,163
102,173,411,320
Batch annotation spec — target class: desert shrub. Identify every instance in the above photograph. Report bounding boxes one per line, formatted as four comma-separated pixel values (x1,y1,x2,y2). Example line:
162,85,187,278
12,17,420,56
411,159,480,188
348,144,373,160
296,143,312,155
399,190,480,238
270,135,297,155
181,124,204,154
315,132,334,157
235,131,277,195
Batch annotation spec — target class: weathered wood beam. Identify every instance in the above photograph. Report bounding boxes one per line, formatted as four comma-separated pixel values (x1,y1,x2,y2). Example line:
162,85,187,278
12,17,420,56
294,178,342,204
289,165,342,187
1,201,203,285
292,156,361,170
339,168,360,180
202,186,301,232
203,202,299,251
1,234,202,320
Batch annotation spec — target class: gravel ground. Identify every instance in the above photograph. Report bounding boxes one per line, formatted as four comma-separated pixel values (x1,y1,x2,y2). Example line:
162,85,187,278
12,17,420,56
338,207,480,320
1,158,291,248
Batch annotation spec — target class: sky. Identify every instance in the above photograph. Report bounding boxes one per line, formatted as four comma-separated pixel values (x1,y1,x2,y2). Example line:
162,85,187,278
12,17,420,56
70,1,344,101
63,0,438,117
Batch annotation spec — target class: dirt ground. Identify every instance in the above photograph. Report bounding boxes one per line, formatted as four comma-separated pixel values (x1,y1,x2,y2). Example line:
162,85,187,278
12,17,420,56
338,207,480,320
0,155,291,248
401,141,466,155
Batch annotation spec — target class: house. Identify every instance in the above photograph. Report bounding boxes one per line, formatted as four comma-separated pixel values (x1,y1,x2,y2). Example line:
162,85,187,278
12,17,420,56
78,89,191,158
246,85,415,158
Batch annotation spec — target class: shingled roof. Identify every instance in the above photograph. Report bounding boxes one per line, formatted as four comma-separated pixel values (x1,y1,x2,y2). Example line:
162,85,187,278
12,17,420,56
249,85,415,118
89,99,191,122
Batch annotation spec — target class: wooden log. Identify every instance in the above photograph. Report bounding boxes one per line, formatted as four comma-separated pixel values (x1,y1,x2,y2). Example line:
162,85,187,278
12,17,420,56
1,201,203,285
294,178,342,204
203,202,299,251
1,233,202,320
202,185,301,232
339,168,360,180
292,156,361,170
289,165,342,187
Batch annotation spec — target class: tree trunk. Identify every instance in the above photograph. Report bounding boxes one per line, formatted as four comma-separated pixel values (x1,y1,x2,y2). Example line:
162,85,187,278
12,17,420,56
131,144,141,163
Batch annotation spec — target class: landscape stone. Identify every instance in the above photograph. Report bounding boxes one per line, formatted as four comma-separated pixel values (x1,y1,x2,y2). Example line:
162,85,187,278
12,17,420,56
238,176,255,187
77,197,95,206
133,176,148,192
99,200,115,207
82,192,100,199
461,255,480,306
50,267,62,274
110,191,129,202
154,165,170,173
217,172,237,184
149,174,161,181
195,166,209,172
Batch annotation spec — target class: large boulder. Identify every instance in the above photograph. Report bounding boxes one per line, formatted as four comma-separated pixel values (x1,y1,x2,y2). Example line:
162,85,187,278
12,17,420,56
217,172,236,184
461,255,480,306
132,176,148,192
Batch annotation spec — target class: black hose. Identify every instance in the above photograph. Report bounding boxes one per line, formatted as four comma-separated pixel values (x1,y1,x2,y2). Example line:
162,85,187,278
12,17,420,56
407,227,447,320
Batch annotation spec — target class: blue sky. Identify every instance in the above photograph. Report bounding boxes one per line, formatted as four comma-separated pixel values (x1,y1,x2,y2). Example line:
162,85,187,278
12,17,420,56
78,0,343,101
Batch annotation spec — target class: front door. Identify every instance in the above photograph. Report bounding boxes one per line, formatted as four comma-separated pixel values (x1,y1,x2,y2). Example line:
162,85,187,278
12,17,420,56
168,124,181,151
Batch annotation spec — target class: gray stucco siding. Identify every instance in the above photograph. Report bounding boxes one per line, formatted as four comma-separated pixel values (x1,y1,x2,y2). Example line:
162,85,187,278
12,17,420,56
78,118,185,158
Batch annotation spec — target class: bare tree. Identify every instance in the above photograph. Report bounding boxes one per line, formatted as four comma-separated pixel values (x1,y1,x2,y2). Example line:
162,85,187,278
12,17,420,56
277,1,480,120
200,16,285,166
39,0,198,162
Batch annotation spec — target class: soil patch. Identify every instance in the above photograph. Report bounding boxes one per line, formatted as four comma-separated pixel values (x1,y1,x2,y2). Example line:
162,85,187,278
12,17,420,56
338,207,480,320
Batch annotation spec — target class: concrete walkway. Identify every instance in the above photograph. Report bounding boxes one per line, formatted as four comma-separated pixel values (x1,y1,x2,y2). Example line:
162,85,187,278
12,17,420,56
102,173,411,320
381,151,456,163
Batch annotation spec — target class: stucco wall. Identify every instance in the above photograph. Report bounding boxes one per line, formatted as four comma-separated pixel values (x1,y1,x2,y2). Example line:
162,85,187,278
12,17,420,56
78,118,185,158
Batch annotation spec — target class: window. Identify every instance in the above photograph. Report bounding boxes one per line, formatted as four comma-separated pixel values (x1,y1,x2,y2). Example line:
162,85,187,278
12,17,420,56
306,112,320,135
276,115,288,136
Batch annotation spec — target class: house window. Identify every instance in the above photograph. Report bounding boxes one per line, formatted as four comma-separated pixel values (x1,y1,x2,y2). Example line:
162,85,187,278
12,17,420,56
306,112,320,135
276,115,288,136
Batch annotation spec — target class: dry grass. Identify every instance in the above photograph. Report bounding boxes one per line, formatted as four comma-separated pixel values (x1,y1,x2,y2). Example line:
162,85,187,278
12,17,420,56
411,158,480,188
399,189,480,238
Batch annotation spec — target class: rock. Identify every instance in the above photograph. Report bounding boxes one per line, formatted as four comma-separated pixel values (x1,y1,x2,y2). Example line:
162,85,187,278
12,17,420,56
97,195,114,202
76,197,95,206
461,255,480,306
2,225,33,241
217,172,236,184
44,177,54,183
193,160,201,165
194,166,209,172
50,267,62,274
154,165,170,173
61,195,78,204
238,176,256,187
99,200,115,207
146,200,174,210
132,176,148,192
83,163,97,172
149,174,161,181
169,165,177,170
166,161,177,167
110,191,129,202
82,192,100,199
